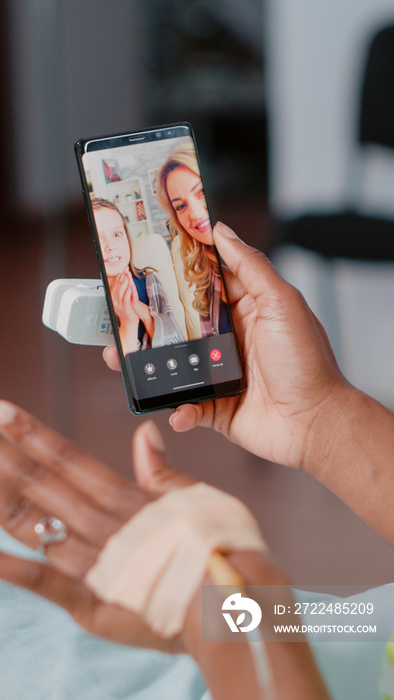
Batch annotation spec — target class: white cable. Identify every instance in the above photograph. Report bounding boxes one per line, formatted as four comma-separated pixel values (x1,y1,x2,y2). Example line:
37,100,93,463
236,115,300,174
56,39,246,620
247,627,276,700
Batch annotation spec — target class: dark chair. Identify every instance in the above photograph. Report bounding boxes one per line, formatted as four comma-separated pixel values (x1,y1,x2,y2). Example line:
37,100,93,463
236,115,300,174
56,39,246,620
272,23,394,406
279,23,394,260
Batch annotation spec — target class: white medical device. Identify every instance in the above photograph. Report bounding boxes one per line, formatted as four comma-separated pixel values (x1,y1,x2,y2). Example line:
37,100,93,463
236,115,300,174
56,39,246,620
42,279,114,345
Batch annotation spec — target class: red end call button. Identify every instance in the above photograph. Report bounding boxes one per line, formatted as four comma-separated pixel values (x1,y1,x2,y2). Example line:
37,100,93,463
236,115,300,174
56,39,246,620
210,349,222,362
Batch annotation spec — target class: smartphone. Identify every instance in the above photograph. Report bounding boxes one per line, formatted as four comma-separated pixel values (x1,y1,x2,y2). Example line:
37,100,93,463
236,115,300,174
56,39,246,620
75,122,245,414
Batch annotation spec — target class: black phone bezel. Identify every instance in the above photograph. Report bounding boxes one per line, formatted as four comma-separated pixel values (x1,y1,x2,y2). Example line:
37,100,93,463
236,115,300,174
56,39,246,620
75,122,246,414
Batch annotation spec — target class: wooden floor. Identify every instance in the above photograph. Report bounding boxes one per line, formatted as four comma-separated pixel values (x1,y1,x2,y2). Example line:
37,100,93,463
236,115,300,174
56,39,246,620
1,201,393,588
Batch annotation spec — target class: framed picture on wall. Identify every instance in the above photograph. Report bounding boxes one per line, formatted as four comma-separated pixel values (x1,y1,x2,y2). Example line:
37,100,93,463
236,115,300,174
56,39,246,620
102,159,123,183
136,200,146,221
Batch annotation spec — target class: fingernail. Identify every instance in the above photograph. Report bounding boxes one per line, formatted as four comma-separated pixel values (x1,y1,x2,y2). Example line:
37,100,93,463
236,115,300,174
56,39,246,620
215,222,239,239
0,401,16,425
168,408,179,429
144,420,166,452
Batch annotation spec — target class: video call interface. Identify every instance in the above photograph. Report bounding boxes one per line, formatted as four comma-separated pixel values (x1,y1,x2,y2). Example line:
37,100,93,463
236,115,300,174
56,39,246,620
82,130,243,400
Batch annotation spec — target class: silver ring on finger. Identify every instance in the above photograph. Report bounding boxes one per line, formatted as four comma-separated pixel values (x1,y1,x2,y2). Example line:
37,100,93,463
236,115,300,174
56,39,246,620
34,516,69,556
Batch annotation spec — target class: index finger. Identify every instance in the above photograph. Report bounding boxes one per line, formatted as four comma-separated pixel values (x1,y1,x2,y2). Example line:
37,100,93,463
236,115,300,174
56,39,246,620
0,401,143,513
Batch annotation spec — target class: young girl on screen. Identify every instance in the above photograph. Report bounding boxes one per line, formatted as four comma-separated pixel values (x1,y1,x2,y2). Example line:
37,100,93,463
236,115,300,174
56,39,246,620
92,198,184,354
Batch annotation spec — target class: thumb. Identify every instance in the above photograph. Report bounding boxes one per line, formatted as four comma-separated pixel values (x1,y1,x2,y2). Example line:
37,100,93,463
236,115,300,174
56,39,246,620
132,421,195,494
103,345,121,372
213,221,286,305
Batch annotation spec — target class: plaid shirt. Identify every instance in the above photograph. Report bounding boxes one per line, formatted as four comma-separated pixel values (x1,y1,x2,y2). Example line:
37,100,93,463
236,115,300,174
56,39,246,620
139,272,184,350
199,274,222,337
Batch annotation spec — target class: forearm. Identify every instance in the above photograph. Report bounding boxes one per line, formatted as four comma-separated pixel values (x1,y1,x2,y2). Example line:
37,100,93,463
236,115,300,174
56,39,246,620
182,552,331,700
306,384,394,543
196,644,329,700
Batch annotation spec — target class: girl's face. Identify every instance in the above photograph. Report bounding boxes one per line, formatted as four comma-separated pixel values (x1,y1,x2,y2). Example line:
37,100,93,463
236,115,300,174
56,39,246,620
95,207,131,277
166,166,213,245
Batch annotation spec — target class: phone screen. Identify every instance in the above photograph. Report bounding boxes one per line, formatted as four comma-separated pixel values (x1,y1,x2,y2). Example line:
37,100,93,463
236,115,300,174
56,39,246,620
75,123,245,413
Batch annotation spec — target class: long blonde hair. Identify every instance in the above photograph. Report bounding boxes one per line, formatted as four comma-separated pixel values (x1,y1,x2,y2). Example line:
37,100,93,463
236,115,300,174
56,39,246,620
156,144,220,317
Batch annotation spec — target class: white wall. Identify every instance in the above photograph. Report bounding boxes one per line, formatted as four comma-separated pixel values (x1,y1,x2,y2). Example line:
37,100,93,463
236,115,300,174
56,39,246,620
8,0,148,212
265,0,394,219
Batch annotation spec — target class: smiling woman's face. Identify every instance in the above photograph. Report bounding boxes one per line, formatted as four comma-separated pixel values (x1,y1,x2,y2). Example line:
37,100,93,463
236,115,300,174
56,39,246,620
95,207,131,277
166,166,213,245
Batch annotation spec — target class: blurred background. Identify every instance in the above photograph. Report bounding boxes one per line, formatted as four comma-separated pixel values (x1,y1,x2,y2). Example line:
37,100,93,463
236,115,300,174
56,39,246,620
1,0,394,586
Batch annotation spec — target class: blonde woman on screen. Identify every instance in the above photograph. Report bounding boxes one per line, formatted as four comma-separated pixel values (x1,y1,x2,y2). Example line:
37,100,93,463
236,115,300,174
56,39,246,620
156,144,231,340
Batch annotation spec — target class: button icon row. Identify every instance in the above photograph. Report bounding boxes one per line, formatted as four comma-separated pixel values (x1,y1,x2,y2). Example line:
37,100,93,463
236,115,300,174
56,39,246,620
144,354,200,375
144,349,221,375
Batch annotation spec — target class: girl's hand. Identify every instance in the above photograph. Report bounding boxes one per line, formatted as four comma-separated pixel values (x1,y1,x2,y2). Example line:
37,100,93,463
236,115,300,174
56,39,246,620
124,270,154,341
109,272,138,327
109,272,140,353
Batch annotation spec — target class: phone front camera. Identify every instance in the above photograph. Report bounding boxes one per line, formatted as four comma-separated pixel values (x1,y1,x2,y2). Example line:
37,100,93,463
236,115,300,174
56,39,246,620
156,132,162,139
167,130,172,136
